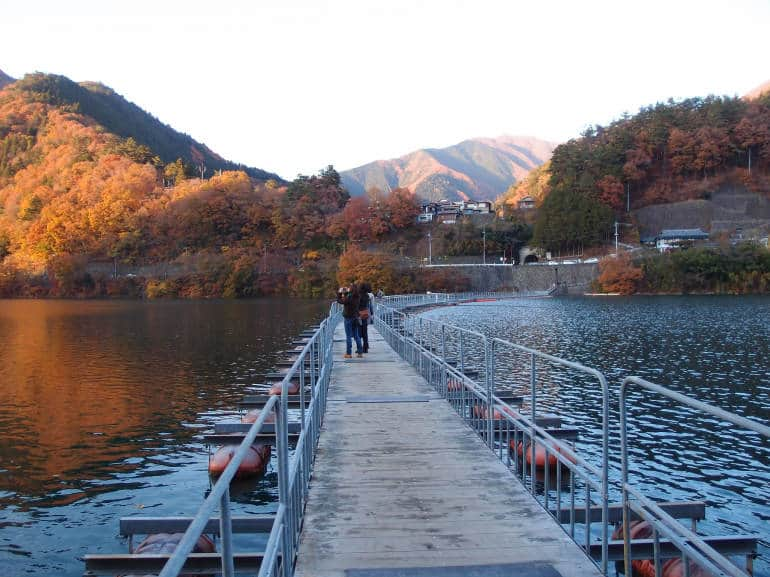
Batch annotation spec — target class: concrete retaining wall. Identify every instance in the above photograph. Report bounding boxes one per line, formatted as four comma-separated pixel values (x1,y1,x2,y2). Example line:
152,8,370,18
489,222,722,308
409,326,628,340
426,263,598,293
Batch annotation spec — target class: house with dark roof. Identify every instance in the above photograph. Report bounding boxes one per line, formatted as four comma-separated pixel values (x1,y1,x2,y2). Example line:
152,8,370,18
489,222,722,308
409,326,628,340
655,228,709,252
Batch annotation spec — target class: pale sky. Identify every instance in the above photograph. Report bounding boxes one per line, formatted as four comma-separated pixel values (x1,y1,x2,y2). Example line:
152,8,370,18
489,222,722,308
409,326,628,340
2,0,769,180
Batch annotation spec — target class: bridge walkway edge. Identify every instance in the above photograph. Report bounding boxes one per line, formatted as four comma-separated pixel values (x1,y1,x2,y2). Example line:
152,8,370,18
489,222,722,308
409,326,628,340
293,324,604,577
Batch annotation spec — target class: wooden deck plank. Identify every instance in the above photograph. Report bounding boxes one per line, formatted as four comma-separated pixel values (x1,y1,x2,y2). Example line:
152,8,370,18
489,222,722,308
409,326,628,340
294,326,605,577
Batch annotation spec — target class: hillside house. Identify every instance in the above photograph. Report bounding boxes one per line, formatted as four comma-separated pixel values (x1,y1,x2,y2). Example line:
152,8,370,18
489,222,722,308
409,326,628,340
655,228,709,252
436,211,461,224
464,201,492,213
517,196,536,210
418,199,492,223
417,208,434,223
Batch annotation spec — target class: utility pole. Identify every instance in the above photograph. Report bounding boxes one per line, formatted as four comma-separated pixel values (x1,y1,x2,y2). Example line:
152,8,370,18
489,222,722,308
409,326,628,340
614,221,632,255
427,231,432,265
626,182,630,213
482,227,486,265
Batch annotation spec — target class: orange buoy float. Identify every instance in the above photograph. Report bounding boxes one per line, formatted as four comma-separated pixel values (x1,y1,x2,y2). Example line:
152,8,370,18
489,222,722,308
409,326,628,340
661,557,709,577
133,531,216,554
512,439,576,469
268,381,300,396
242,409,276,424
447,378,465,392
126,532,216,577
472,404,516,420
208,444,271,479
611,521,655,577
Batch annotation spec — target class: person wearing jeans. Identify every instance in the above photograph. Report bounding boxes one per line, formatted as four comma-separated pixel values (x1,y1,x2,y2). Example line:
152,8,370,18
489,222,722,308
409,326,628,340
358,282,374,353
337,283,363,358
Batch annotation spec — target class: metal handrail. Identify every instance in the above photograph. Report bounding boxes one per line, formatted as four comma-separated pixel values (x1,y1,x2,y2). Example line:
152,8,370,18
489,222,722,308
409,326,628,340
619,376,770,577
374,296,612,574
490,337,610,572
259,304,340,576
157,302,341,577
379,291,546,310
157,395,278,577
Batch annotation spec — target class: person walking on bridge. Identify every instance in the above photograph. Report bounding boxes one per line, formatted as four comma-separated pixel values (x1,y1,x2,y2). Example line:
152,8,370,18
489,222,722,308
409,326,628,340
358,282,374,353
337,283,364,358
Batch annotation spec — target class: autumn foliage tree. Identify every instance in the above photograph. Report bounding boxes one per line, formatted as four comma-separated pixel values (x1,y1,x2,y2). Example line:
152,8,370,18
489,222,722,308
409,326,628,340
336,245,398,294
382,187,421,229
272,166,349,249
594,254,643,294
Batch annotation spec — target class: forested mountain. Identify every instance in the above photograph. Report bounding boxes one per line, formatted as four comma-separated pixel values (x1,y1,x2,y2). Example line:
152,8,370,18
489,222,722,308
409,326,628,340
497,89,770,253
7,73,281,180
340,135,557,202
0,73,428,298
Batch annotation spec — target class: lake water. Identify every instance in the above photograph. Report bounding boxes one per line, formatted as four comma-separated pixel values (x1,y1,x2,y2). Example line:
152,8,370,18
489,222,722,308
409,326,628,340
0,296,768,576
0,299,329,577
421,295,770,575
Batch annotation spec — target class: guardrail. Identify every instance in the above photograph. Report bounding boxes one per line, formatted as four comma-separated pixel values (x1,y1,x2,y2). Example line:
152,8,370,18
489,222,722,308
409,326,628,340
154,303,341,577
619,376,770,577
375,294,611,574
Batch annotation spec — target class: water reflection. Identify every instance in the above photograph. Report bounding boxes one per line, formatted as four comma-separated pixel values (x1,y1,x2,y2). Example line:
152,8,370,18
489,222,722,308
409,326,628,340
0,298,327,576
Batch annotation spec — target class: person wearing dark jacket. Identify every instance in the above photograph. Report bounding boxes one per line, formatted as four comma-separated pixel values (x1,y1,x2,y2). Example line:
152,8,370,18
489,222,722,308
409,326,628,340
358,282,374,353
337,283,363,358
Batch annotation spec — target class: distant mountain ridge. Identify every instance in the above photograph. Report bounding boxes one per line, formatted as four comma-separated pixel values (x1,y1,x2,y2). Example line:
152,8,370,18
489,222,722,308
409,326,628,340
7,72,281,181
340,135,558,202
744,79,770,101
0,69,14,90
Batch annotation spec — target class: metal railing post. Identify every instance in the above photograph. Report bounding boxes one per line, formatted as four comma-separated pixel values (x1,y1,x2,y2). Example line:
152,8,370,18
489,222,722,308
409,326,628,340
441,324,446,363
219,488,234,577
486,338,494,448
529,352,537,489
277,370,291,577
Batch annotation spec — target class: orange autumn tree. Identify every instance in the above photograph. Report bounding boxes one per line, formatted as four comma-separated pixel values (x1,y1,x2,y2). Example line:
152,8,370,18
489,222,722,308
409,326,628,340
595,254,643,294
337,245,397,294
383,187,420,230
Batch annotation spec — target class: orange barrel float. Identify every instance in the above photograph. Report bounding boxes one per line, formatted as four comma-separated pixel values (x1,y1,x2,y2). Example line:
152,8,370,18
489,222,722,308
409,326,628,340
661,557,709,577
268,381,300,396
124,532,216,577
611,521,710,577
241,408,276,424
447,378,465,392
132,531,216,554
472,404,516,420
208,443,271,479
611,521,655,577
512,439,576,469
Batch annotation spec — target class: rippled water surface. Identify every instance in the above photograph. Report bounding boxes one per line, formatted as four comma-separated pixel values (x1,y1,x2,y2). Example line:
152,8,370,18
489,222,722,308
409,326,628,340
0,298,329,577
421,295,770,574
